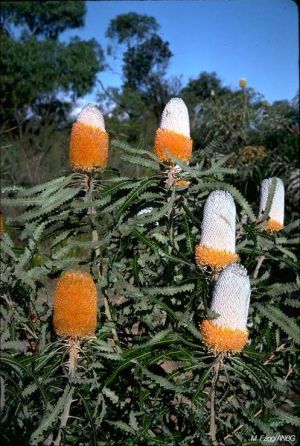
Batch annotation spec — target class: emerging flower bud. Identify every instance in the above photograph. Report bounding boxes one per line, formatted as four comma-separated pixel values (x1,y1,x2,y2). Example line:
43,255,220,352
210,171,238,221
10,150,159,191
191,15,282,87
239,78,247,88
70,104,109,171
259,177,284,232
53,271,97,338
154,98,192,163
175,179,190,189
201,264,251,352
195,190,239,269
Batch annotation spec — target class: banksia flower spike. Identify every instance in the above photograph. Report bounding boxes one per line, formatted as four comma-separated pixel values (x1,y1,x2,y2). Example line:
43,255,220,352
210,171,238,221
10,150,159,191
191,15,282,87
154,97,192,163
175,179,190,189
195,190,239,270
201,264,251,353
259,177,284,232
70,104,108,172
239,78,247,88
53,271,97,338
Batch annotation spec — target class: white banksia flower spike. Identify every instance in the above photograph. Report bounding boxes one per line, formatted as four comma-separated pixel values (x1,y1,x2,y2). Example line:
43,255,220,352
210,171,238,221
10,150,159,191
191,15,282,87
70,104,108,172
160,97,190,138
77,104,106,131
195,190,239,269
201,264,251,353
154,97,192,163
259,177,284,232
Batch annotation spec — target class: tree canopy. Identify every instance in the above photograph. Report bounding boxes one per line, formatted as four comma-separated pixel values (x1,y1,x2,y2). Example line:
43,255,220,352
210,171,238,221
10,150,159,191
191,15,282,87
0,1,104,125
106,12,159,46
0,1,86,39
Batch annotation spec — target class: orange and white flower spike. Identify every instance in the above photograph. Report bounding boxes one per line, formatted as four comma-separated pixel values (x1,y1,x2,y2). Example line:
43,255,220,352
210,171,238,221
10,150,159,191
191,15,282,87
195,190,239,269
259,177,284,232
239,78,247,88
70,104,108,172
154,97,192,163
201,264,251,353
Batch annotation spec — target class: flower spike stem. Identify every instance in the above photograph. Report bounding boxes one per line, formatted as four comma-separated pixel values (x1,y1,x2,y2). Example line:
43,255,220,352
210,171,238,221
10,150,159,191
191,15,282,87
53,337,78,446
253,255,266,279
210,353,223,445
68,336,80,377
53,388,74,446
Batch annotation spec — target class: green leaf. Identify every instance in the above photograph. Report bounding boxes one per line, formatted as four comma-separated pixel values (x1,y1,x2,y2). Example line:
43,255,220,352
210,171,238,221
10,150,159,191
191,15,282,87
284,298,300,308
121,154,160,170
30,385,73,445
256,303,300,343
142,368,180,392
273,408,300,427
116,178,156,219
270,282,299,297
16,187,80,222
135,188,175,225
144,283,195,296
106,420,133,434
102,387,119,404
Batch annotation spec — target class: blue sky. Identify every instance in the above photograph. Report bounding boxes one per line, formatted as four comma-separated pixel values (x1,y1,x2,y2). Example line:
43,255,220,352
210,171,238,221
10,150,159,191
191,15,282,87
63,0,298,106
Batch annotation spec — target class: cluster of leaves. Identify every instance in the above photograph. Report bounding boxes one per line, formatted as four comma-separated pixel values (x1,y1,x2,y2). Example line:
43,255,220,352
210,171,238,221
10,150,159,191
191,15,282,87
1,134,299,445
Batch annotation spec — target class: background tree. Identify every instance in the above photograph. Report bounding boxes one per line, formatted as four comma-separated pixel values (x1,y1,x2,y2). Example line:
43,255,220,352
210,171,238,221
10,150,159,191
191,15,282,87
101,12,177,156
0,1,105,185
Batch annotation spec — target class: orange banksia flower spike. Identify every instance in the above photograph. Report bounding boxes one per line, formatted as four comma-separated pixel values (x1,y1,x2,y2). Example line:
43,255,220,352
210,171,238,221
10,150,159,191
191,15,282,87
53,271,97,338
154,97,192,163
70,104,108,172
201,264,251,353
259,177,284,232
195,190,239,270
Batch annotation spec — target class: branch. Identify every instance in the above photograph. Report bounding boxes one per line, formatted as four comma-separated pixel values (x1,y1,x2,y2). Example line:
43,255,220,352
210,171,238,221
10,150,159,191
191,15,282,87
53,337,78,446
253,255,265,279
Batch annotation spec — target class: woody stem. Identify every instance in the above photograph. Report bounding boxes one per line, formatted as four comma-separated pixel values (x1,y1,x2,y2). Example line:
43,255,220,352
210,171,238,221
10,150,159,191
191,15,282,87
253,255,265,279
53,337,78,445
210,354,222,445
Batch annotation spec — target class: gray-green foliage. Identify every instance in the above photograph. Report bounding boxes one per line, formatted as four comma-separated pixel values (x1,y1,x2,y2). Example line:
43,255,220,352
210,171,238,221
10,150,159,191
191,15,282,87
0,136,299,445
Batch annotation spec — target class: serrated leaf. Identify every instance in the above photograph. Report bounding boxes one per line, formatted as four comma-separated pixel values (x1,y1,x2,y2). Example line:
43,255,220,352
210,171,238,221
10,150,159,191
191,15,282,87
273,408,300,427
121,154,160,170
256,303,300,343
30,385,73,445
102,387,119,404
116,178,156,219
142,368,179,392
144,283,195,296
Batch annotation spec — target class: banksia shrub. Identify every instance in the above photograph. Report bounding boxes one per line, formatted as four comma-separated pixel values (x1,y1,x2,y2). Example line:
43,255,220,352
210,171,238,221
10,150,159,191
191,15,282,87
70,104,109,172
259,177,284,232
154,97,192,163
1,84,299,446
53,271,97,338
201,264,251,353
195,190,239,269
